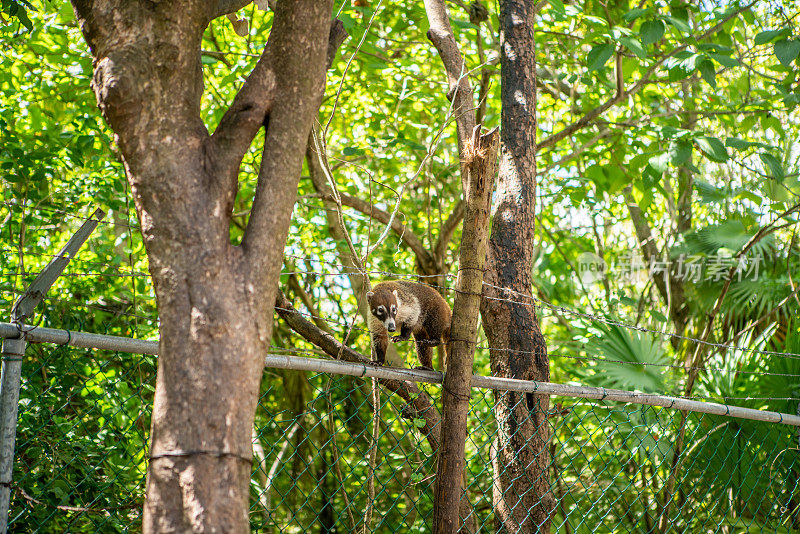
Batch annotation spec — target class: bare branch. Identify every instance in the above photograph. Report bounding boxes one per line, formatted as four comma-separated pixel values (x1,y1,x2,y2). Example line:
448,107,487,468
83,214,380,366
423,0,476,181
322,191,436,271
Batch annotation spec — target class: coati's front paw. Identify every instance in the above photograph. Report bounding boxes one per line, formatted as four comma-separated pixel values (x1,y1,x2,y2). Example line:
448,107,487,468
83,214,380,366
391,335,408,343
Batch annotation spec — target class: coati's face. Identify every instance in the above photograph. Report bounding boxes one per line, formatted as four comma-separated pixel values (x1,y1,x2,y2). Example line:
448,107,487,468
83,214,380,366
366,288,399,332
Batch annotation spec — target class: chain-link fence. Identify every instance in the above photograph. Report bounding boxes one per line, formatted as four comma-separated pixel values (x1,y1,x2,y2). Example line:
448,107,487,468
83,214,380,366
7,338,800,533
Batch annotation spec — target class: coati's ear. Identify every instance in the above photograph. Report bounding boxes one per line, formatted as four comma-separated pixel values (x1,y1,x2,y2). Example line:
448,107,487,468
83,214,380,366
366,291,374,301
392,289,399,300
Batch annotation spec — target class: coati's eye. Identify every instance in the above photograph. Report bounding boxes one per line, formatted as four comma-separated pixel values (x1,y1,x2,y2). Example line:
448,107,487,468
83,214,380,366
376,305,385,317
391,305,397,315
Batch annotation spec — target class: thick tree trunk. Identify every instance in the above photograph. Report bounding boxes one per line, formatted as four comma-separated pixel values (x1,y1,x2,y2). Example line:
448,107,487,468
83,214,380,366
69,1,335,531
479,1,554,532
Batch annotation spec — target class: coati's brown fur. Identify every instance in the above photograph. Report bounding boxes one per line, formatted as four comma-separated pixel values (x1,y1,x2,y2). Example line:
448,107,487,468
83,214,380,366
366,280,452,370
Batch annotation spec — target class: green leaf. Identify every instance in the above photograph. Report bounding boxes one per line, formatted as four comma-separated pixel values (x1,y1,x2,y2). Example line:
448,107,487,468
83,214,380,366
725,137,755,150
584,323,668,393
618,36,647,58
548,0,566,15
669,140,692,166
648,152,670,174
707,52,739,68
667,65,692,82
413,418,426,428
734,189,762,205
759,152,784,181
623,8,649,22
754,28,787,45
774,39,800,67
664,16,691,34
451,19,478,30
587,43,614,71
640,19,665,46
695,136,729,162
14,6,33,31
650,310,668,323
398,138,427,152
342,146,364,156
694,179,727,204
698,59,716,87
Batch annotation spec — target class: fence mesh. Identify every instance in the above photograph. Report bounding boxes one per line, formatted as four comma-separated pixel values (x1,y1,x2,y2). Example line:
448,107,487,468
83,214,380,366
8,340,800,533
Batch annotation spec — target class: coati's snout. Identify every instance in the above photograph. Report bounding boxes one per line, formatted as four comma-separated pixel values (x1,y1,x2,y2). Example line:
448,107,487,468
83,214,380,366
366,288,398,333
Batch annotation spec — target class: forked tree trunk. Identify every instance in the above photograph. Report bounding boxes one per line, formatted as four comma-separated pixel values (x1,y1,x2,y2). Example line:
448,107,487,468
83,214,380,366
479,1,554,532
69,1,336,531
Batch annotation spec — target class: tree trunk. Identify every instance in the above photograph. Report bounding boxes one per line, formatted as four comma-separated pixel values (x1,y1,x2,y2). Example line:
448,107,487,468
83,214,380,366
479,1,554,532
69,1,336,531
433,128,499,534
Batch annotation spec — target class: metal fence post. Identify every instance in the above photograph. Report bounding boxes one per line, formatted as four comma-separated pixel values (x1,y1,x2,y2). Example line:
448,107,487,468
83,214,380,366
0,334,25,534
0,208,104,533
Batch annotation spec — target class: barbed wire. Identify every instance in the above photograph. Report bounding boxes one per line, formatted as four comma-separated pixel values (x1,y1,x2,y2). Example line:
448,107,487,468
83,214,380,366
8,204,800,366
278,260,800,362
0,248,148,277
0,272,150,278
6,236,800,364
19,205,140,230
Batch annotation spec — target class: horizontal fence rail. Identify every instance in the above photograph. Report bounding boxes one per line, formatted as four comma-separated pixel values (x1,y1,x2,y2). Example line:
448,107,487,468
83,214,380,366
2,322,797,426
0,323,158,355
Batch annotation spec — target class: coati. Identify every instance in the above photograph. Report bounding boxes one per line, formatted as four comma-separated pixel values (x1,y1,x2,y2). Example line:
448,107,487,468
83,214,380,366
366,280,452,370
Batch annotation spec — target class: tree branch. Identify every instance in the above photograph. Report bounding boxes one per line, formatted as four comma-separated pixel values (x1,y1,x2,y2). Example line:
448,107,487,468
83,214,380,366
274,291,441,448
240,2,334,284
317,191,436,271
623,185,688,334
212,0,253,19
210,19,346,185
423,0,476,183
287,274,334,335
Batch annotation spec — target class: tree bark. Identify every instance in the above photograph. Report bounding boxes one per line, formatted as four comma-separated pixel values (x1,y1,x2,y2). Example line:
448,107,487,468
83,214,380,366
434,128,499,534
69,1,337,531
479,1,555,532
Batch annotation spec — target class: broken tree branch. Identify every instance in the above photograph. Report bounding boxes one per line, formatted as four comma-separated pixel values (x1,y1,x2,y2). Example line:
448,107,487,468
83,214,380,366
433,127,499,534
